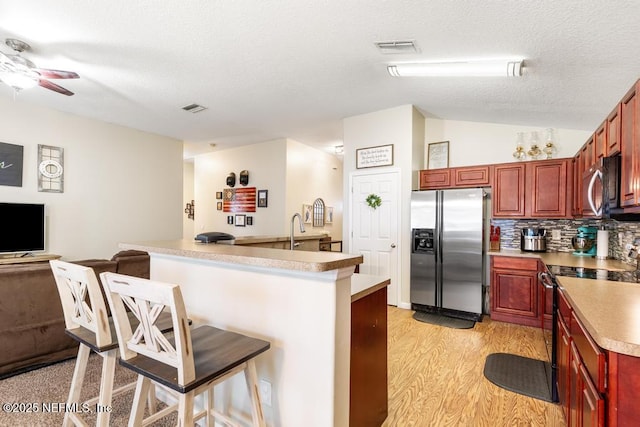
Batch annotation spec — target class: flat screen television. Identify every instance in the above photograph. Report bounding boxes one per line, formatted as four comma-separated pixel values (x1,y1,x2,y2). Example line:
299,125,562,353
0,202,46,254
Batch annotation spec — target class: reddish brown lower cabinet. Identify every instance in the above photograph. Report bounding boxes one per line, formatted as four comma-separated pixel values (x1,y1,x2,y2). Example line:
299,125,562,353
580,364,605,427
350,285,387,427
490,256,541,327
607,352,640,427
557,313,571,422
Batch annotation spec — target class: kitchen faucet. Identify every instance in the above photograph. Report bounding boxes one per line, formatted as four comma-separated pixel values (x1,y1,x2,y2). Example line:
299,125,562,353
290,213,306,250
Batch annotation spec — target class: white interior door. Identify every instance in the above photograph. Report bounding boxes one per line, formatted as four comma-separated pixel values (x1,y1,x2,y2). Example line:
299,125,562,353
350,170,400,306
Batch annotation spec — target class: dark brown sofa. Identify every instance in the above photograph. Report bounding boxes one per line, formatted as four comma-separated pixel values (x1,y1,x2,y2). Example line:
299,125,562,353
0,250,150,378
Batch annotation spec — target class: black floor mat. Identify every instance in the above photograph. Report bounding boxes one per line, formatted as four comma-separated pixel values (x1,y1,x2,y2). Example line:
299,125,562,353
483,353,553,402
413,311,476,329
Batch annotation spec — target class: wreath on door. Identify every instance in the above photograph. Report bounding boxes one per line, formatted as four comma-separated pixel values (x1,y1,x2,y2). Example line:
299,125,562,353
366,194,382,209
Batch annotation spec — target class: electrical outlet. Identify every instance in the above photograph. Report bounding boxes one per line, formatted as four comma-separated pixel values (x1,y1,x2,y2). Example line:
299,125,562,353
260,379,272,407
551,230,561,240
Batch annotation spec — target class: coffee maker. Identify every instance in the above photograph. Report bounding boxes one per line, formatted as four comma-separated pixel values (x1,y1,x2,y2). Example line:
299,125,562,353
572,226,598,256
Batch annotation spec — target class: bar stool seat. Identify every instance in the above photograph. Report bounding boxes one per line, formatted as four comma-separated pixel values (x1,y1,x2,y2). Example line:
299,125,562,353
101,272,271,426
50,260,173,426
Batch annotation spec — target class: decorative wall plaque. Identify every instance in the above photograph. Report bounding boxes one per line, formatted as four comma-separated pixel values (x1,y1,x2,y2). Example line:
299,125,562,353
0,142,24,187
38,144,64,192
223,187,256,213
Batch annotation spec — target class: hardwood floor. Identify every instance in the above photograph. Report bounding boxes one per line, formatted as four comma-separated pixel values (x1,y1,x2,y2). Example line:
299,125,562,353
383,307,565,427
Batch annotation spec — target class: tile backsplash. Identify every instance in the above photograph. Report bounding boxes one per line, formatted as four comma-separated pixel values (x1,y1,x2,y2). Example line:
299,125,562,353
491,218,640,268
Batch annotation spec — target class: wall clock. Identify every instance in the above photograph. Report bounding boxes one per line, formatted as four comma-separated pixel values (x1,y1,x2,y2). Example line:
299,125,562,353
38,144,64,193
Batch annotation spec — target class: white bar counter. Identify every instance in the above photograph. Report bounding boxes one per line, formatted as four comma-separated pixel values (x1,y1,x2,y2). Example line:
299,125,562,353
120,239,363,427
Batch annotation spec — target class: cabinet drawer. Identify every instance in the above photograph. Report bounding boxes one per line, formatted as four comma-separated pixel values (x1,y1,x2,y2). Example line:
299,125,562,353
492,256,538,271
558,289,572,327
571,311,606,393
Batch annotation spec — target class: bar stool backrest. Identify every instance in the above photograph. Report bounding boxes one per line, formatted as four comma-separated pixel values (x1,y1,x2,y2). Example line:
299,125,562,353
101,272,195,385
50,260,112,348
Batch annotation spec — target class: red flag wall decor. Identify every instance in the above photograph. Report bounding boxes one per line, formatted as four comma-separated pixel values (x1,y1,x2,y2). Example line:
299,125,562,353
223,187,256,212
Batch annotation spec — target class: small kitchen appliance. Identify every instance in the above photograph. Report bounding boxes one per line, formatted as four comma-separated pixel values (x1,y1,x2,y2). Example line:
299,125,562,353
521,228,547,252
571,226,598,256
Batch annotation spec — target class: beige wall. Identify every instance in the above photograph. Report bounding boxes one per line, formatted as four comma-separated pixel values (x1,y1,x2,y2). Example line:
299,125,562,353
0,97,183,260
424,118,591,168
194,138,342,238
183,161,195,240
285,139,343,240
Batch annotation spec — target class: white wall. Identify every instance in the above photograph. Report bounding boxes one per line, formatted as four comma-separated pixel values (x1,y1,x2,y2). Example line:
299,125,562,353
343,104,423,306
424,118,591,168
0,97,183,260
194,139,287,237
183,161,195,239
285,140,343,240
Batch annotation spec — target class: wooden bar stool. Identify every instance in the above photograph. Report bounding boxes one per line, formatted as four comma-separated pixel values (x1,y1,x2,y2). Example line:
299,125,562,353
100,271,271,427
50,260,170,426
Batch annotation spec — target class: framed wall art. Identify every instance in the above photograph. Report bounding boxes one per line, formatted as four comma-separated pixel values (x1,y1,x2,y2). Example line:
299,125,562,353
235,214,246,227
0,142,24,187
217,202,222,210
356,144,393,169
427,141,449,169
216,191,223,199
257,189,268,207
302,204,312,224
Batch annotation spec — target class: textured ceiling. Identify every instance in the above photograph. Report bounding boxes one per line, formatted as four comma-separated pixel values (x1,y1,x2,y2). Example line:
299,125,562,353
1,1,640,158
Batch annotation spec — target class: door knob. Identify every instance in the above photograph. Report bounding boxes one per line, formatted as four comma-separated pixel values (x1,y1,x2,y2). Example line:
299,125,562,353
391,244,396,248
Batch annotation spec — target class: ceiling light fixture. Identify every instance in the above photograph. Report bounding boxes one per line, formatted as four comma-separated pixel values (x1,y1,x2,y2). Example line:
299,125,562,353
387,59,524,77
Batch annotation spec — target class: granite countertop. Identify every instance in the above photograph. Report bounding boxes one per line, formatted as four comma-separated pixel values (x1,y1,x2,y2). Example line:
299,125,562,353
489,248,636,272
557,276,640,357
351,273,390,302
225,233,329,245
490,248,640,357
120,239,362,273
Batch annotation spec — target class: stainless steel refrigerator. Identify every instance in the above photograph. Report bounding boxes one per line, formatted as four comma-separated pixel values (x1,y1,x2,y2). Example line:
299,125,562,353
410,188,485,320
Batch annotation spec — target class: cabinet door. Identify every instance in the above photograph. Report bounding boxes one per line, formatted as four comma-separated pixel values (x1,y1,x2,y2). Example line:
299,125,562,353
620,83,638,207
580,364,605,427
607,104,622,156
557,315,571,423
582,138,594,173
573,155,582,217
492,163,526,217
569,342,582,427
452,165,491,187
419,169,451,189
528,159,570,218
595,122,607,160
491,268,539,327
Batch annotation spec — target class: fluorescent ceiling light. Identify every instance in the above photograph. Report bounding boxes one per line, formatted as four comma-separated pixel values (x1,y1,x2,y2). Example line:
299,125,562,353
387,59,524,77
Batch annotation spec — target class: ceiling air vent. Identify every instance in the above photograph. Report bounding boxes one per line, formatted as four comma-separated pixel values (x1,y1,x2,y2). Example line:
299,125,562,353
374,40,418,54
182,103,208,113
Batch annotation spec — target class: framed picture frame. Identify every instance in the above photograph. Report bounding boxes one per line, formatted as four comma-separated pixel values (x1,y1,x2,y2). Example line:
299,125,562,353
216,202,222,210
246,216,253,226
302,204,312,224
325,207,333,224
427,141,449,169
216,191,223,200
356,144,394,169
235,214,246,227
227,215,234,225
257,189,268,207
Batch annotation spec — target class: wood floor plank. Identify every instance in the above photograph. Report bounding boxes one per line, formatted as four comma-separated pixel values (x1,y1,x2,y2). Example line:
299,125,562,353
383,307,565,426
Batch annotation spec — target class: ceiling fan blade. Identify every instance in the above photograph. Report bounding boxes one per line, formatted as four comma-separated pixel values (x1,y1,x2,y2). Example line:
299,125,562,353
38,79,74,96
35,68,79,79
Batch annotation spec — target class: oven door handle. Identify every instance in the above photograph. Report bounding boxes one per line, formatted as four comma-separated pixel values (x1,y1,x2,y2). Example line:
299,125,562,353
538,271,556,289
587,169,603,217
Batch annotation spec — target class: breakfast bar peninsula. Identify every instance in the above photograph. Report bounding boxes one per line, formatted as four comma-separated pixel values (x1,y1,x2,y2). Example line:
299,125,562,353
120,239,363,427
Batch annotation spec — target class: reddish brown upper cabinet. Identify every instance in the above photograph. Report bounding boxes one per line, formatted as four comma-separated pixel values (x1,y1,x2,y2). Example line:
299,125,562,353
573,154,582,217
419,168,451,189
620,80,640,207
452,165,492,187
527,159,571,218
492,163,526,217
594,122,607,161
607,104,622,156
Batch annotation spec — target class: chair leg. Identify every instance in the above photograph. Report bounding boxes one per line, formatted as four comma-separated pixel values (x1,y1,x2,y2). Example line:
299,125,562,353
128,376,151,427
95,349,117,427
63,343,91,427
204,387,214,427
146,383,157,415
244,360,266,427
177,392,195,426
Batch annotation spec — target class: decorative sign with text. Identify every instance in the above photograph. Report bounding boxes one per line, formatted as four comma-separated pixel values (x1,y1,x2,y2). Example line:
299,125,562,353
0,142,24,187
356,144,394,169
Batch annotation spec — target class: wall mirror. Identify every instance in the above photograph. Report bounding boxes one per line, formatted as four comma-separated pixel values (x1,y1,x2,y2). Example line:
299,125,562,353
313,198,325,227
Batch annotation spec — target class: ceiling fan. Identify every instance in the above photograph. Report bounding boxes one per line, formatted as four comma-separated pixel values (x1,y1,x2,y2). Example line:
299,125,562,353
0,38,79,96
